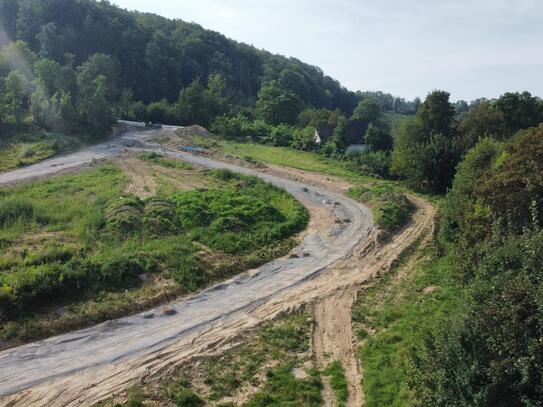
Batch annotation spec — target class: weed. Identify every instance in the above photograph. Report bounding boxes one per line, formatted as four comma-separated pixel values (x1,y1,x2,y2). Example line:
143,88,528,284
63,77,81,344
324,361,349,407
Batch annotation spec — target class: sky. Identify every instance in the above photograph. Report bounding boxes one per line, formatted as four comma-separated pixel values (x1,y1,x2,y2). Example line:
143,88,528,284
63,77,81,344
112,0,543,101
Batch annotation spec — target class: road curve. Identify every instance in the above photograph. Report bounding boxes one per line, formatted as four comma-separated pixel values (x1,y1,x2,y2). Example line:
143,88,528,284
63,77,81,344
0,130,373,405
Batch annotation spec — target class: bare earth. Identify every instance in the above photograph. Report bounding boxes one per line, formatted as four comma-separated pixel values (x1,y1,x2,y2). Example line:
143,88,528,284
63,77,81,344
0,128,434,406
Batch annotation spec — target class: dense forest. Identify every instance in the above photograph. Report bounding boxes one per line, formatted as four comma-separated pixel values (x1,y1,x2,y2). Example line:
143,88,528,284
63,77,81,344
2,1,543,405
0,0,422,138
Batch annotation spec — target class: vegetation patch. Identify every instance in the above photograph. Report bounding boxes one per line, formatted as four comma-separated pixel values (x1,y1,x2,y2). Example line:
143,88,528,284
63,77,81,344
0,164,307,344
0,130,81,172
348,183,414,233
97,313,320,406
139,152,193,170
352,240,464,407
323,361,349,407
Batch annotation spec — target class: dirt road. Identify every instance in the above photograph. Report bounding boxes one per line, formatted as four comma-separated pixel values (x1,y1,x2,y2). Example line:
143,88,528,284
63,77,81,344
0,129,375,406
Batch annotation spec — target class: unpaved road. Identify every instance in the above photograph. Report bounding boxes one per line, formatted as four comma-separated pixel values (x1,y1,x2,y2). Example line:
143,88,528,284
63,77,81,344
0,129,375,406
313,286,363,407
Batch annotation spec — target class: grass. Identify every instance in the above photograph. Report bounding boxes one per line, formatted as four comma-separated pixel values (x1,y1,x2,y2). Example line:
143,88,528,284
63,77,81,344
201,314,313,400
324,361,349,407
139,151,193,170
348,183,415,233
352,241,465,407
243,364,322,407
382,113,413,138
0,130,81,172
207,141,416,234
220,142,370,182
98,313,320,406
0,162,308,344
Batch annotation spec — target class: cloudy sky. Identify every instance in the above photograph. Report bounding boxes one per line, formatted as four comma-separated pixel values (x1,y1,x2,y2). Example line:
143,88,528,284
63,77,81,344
113,0,543,101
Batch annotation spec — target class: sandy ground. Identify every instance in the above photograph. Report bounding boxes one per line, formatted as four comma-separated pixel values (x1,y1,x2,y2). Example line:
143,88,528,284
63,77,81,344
313,286,363,407
0,128,435,406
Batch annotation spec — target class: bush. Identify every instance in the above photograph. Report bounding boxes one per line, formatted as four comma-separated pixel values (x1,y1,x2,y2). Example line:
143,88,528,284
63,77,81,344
375,197,413,232
169,386,204,407
349,150,391,178
99,254,149,289
266,124,295,147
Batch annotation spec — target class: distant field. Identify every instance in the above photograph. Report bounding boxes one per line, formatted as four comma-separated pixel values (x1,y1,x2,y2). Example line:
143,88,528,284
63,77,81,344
382,112,413,137
219,142,376,184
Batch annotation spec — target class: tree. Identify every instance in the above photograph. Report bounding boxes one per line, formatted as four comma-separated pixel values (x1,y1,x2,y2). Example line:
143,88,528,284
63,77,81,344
297,108,342,129
75,54,119,135
0,41,36,79
3,70,29,123
327,116,349,153
458,101,507,149
352,98,381,123
364,123,393,151
256,80,302,125
77,74,112,136
76,53,119,101
418,90,455,137
176,75,229,127
391,91,461,193
477,124,543,234
34,58,69,97
438,138,503,246
495,91,543,134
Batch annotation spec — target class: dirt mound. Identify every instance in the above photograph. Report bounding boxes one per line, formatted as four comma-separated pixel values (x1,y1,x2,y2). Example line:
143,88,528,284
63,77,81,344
176,125,214,139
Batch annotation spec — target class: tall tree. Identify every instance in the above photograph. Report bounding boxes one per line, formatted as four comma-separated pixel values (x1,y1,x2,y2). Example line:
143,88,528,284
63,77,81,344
256,80,302,125
496,91,543,134
3,70,29,123
352,98,381,123
418,90,455,137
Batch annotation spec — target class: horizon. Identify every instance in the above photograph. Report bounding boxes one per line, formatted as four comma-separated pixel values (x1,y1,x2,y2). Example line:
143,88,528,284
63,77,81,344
112,0,543,102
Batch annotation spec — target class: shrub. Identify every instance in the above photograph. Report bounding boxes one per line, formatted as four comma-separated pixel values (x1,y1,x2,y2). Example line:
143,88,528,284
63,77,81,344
172,255,206,292
349,150,391,178
169,387,204,407
19,145,36,158
99,254,148,289
375,197,414,232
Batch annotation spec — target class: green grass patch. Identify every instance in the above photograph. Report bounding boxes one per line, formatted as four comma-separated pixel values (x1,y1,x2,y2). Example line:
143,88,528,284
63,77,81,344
0,130,81,172
214,141,415,234
139,151,193,170
243,364,322,407
382,113,413,138
201,313,312,400
221,142,369,182
353,243,465,407
324,361,348,407
348,183,415,232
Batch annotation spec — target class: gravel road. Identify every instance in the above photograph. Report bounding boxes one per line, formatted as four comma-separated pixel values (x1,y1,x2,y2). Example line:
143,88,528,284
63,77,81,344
0,129,373,405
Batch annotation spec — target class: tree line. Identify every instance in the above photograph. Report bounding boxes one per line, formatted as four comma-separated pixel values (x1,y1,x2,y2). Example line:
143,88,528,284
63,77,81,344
0,0,424,139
